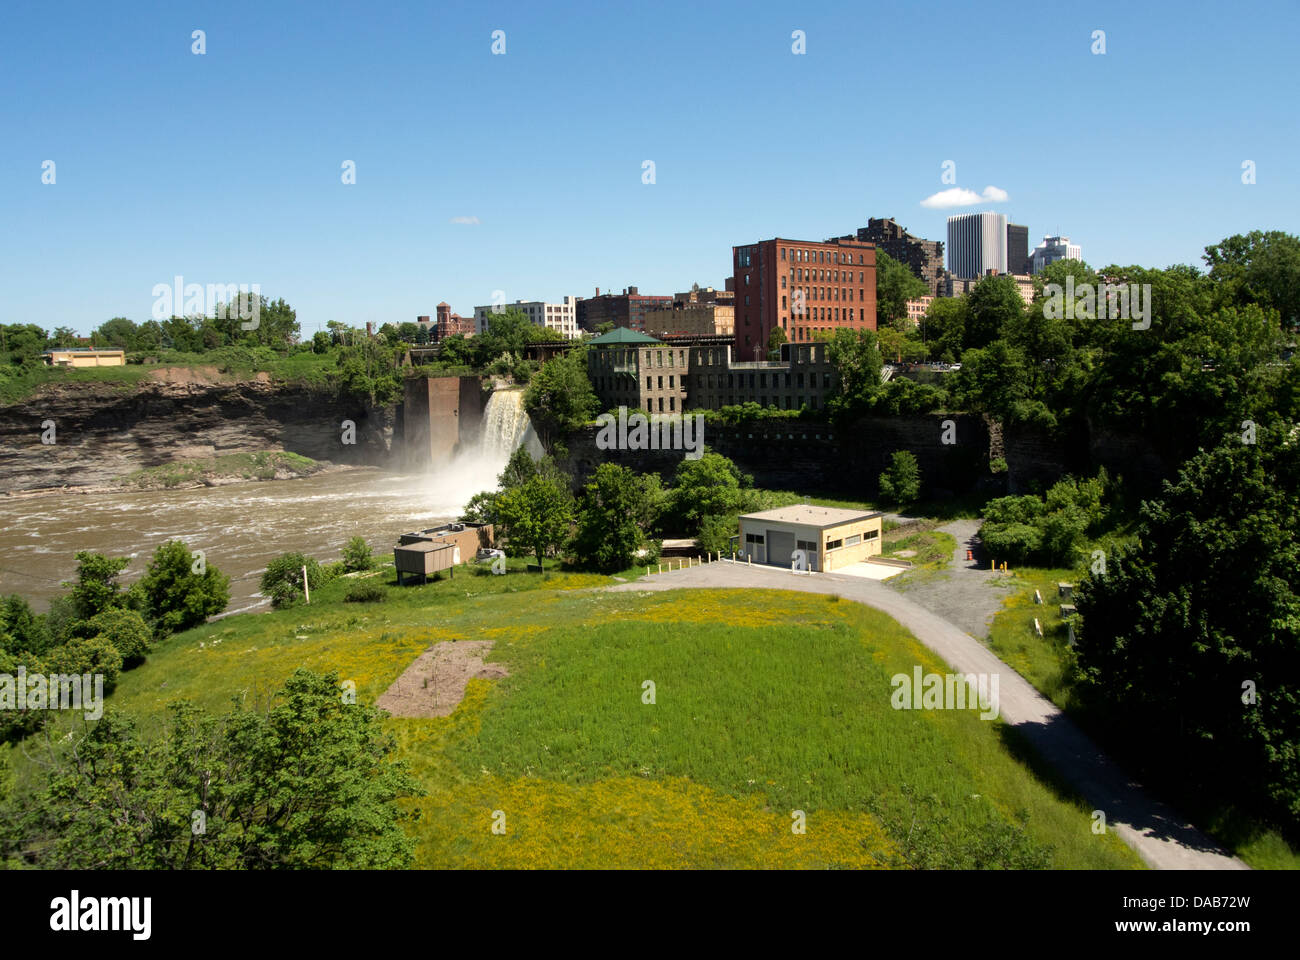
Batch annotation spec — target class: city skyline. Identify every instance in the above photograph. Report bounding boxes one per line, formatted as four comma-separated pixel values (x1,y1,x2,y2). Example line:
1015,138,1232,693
5,0,1297,335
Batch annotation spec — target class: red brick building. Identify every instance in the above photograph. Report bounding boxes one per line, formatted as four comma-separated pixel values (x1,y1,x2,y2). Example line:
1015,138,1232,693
732,237,877,361
433,302,475,341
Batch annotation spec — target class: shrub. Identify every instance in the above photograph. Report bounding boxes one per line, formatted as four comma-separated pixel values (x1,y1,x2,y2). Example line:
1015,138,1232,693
342,536,373,573
696,514,737,555
344,583,386,604
260,553,325,608
84,608,152,668
45,635,123,693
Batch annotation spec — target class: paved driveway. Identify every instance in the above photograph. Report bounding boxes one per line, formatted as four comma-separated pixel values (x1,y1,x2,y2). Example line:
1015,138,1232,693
606,560,1248,870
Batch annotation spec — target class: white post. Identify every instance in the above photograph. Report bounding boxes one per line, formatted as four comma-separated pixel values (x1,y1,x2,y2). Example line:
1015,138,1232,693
301,565,310,604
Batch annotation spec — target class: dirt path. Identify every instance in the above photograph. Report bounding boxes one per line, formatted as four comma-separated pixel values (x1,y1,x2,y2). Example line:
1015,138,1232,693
375,640,507,718
887,518,1009,640
605,561,1247,871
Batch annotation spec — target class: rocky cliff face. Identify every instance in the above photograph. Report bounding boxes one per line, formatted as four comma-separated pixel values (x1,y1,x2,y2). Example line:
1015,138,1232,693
0,372,398,492
557,413,991,497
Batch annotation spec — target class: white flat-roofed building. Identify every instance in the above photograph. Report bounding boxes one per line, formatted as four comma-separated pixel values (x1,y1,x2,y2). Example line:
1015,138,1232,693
474,297,579,339
737,504,884,572
1030,236,1083,274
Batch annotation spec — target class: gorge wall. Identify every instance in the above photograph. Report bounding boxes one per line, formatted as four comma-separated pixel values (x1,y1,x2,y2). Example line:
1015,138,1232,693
557,413,992,497
0,372,398,492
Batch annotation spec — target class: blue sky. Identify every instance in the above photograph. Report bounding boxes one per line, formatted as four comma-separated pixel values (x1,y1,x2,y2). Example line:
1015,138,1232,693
3,0,1297,336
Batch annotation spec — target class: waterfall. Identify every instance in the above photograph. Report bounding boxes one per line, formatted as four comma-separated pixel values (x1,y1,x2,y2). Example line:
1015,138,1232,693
481,390,535,459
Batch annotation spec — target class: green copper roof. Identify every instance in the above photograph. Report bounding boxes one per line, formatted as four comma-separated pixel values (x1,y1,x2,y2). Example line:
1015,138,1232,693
587,327,662,346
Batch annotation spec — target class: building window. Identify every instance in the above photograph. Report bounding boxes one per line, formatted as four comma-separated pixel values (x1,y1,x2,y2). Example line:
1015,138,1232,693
865,529,879,540
745,533,764,544
845,534,862,547
826,538,843,551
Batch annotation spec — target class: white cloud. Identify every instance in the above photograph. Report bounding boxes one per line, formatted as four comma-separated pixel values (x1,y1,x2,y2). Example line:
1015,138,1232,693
449,216,480,225
920,185,1009,209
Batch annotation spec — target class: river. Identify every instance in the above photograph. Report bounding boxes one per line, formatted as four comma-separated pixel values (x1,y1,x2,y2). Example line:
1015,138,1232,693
1,388,548,617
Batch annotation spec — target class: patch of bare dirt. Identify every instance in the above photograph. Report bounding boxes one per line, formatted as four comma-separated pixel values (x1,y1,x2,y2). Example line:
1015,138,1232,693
148,365,223,385
375,640,507,718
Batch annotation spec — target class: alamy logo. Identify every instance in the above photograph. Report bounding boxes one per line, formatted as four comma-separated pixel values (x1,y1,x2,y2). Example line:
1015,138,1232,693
0,668,104,721
595,406,704,459
50,890,151,940
1042,275,1151,330
890,667,1000,720
151,276,261,329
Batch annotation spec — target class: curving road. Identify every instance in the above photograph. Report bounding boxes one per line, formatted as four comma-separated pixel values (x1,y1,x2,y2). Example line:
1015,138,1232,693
607,559,1248,870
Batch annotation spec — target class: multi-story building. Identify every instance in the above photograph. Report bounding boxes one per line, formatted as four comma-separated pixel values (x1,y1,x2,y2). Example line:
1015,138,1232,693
904,296,934,325
1029,235,1083,274
473,296,579,338
1006,223,1031,275
424,303,475,341
947,212,1008,278
643,287,735,338
586,328,838,414
575,286,673,334
855,218,946,295
732,237,877,362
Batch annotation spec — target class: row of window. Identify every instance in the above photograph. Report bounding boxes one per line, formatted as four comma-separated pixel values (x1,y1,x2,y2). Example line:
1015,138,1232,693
781,280,864,302
781,246,865,266
788,269,866,283
782,308,857,325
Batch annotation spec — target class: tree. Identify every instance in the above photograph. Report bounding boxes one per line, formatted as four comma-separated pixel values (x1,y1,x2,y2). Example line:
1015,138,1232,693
63,552,132,622
875,250,929,330
964,274,1027,351
93,317,138,351
138,540,231,634
663,452,745,534
824,327,884,419
0,596,53,657
922,297,967,362
523,345,598,444
766,326,788,360
1073,437,1300,832
1204,230,1300,331
342,536,373,572
2,670,420,868
570,464,658,572
311,331,331,354
494,473,574,573
878,450,921,504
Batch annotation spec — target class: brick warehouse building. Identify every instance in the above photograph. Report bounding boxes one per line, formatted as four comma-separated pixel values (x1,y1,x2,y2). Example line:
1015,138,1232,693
576,286,673,334
732,237,876,361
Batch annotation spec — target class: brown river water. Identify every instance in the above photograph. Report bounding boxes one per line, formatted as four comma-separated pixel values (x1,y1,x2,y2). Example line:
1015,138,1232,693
0,468,484,617
0,389,539,616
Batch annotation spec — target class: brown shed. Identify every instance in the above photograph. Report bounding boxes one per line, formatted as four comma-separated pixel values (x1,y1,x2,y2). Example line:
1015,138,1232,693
394,541,458,585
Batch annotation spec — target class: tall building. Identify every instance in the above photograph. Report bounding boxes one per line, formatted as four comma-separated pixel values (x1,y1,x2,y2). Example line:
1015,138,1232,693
856,218,946,295
1029,235,1083,274
575,286,673,334
473,297,579,338
1006,223,1030,275
732,237,876,362
946,212,1008,278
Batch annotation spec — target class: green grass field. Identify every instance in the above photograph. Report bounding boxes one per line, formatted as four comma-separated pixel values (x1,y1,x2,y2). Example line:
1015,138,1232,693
9,565,1143,869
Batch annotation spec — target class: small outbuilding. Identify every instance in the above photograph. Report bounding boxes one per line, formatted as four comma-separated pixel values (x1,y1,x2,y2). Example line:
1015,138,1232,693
737,504,884,572
394,541,458,585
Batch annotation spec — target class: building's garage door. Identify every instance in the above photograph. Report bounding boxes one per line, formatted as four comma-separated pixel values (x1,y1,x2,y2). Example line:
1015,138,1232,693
766,529,795,567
